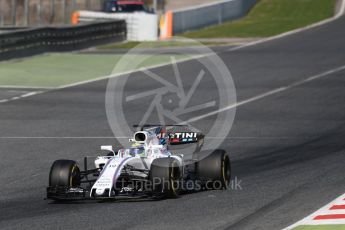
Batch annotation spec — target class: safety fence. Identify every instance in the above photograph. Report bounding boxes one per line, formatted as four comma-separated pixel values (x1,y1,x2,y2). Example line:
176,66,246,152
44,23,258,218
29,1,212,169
0,20,126,61
74,11,158,41
0,0,102,26
0,0,159,27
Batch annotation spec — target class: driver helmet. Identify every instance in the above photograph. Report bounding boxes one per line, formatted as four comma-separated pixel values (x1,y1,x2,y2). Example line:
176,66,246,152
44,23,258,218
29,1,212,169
129,147,145,156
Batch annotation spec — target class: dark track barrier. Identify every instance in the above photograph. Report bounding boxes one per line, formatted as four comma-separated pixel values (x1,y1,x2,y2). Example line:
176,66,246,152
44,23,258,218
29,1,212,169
0,20,126,61
172,0,258,34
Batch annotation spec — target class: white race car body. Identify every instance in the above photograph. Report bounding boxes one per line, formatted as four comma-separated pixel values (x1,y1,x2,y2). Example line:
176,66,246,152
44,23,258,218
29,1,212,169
91,132,184,197
47,125,202,200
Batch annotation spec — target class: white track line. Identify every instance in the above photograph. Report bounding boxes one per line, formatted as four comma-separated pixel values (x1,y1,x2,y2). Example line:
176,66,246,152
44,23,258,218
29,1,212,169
0,91,43,103
183,64,345,124
57,55,203,89
1,1,344,101
20,91,42,98
60,0,345,92
0,85,55,89
1,64,344,139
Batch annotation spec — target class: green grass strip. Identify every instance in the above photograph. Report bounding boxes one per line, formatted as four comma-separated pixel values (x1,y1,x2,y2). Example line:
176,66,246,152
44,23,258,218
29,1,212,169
183,0,336,38
0,53,188,88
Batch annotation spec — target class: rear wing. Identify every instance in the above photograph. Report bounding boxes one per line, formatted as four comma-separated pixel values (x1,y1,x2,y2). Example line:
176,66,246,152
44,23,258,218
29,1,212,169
168,132,204,145
133,124,204,145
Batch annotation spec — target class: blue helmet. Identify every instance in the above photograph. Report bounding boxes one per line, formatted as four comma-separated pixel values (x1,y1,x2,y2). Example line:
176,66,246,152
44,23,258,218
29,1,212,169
129,147,145,156
159,138,167,145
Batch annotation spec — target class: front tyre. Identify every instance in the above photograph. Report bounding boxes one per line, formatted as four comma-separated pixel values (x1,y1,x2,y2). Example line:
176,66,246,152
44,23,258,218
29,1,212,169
49,160,81,187
149,157,181,198
196,150,231,189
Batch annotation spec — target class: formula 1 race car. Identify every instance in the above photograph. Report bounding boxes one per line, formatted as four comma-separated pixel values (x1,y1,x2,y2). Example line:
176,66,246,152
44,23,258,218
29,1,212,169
46,125,231,201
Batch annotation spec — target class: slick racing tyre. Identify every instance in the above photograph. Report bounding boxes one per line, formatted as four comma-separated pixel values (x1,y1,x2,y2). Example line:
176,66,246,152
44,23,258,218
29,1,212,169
149,157,181,198
49,160,81,187
196,150,231,189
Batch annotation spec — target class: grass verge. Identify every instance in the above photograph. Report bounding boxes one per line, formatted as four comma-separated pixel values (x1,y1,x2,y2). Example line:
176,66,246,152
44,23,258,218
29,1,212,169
0,53,189,88
182,0,336,38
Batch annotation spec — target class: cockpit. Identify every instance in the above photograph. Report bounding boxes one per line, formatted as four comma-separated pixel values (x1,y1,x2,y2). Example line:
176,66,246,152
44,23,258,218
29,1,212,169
118,147,146,157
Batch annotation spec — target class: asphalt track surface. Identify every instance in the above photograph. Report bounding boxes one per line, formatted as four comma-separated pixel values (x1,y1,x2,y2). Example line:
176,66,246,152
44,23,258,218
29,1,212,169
1,16,345,230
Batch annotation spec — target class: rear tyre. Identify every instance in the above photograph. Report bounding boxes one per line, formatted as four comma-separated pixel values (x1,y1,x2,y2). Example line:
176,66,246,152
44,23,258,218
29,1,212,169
49,160,81,187
149,157,181,198
196,150,231,190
